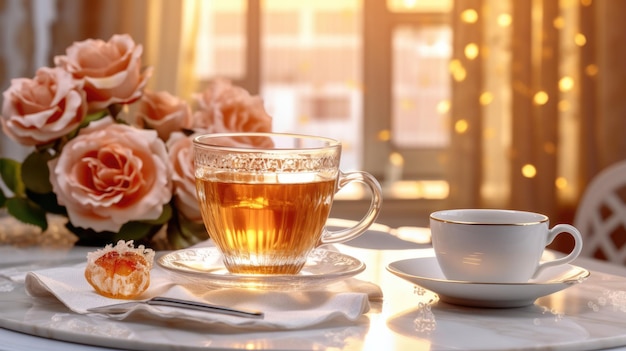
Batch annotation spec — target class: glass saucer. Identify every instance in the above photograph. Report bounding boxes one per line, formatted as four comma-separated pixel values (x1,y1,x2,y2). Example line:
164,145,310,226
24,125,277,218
157,247,366,290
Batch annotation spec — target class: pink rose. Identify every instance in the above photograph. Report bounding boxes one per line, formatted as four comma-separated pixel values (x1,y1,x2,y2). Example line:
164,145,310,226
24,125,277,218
48,117,172,233
54,34,152,111
193,78,273,137
1,67,87,146
136,90,192,141
167,132,201,221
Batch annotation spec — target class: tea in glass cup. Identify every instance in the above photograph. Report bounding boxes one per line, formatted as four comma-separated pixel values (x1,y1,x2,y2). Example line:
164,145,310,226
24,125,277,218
193,132,382,274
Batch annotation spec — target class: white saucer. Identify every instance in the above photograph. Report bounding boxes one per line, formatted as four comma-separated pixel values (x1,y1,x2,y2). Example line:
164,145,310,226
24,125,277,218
158,247,366,290
386,256,590,308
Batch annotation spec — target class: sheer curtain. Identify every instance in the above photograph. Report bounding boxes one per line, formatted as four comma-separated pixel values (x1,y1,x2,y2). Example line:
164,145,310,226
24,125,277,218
447,0,626,229
48,0,202,100
0,0,202,159
3,0,626,228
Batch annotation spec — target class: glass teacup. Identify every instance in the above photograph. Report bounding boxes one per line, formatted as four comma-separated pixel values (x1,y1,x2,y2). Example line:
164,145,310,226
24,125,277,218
193,132,382,275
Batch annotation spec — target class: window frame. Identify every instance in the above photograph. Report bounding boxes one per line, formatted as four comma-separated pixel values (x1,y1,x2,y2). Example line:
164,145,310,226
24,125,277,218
201,1,452,181
363,2,451,180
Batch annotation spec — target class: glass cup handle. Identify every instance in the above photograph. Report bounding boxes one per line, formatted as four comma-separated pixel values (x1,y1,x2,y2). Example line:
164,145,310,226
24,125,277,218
318,170,383,245
532,224,583,278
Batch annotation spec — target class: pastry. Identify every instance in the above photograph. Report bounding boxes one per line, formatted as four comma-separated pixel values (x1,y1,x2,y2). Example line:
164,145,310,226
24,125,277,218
85,240,155,299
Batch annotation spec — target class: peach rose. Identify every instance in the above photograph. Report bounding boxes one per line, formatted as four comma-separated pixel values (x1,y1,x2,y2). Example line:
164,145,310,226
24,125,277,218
136,90,192,141
167,132,201,221
48,117,173,233
1,67,87,146
193,78,272,138
54,34,152,111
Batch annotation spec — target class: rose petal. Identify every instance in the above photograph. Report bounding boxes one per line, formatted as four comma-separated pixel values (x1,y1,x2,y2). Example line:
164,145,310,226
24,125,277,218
49,117,173,233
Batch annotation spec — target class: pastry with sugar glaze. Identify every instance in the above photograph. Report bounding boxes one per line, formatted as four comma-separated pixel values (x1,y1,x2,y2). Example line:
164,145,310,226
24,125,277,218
85,240,155,299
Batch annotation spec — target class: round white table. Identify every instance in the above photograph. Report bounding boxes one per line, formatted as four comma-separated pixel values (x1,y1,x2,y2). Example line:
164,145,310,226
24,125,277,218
1,223,626,351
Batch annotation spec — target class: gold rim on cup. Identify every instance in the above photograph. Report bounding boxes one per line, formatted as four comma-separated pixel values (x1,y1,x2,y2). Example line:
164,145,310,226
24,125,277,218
430,209,549,226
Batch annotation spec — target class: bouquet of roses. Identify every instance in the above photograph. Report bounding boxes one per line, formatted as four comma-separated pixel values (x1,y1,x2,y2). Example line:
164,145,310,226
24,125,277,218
0,34,272,248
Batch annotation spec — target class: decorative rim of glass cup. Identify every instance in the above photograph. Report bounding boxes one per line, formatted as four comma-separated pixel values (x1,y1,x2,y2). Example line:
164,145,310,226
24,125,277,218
430,209,549,226
193,132,341,152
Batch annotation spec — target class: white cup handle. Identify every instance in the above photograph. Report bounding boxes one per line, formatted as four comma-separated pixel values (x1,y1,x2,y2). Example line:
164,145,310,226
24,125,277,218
532,224,583,278
318,171,382,245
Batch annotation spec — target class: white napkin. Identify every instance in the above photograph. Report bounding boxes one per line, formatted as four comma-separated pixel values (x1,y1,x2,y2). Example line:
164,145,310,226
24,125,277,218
25,258,381,330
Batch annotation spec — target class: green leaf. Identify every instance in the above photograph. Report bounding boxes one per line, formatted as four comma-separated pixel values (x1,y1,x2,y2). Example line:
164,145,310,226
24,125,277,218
25,189,66,215
83,110,109,126
6,197,48,231
0,189,6,207
180,218,208,242
64,222,115,247
115,221,152,241
166,223,191,250
140,204,172,225
166,211,208,249
65,110,109,141
0,158,24,196
108,104,123,119
22,151,53,194
34,140,57,153
114,221,164,242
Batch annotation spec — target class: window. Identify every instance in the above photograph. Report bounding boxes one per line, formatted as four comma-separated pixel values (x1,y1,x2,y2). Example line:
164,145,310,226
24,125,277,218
194,0,451,200
392,25,451,150
194,0,247,80
260,0,362,172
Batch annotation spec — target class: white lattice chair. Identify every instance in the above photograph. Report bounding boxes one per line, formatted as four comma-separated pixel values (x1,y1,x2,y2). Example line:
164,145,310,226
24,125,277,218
574,160,626,265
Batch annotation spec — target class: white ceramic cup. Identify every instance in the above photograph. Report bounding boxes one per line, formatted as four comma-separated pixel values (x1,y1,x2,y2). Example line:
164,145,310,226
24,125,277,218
429,209,583,283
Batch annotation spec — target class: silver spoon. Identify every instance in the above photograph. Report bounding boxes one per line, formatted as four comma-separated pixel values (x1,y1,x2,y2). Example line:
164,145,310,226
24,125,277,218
87,296,264,319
